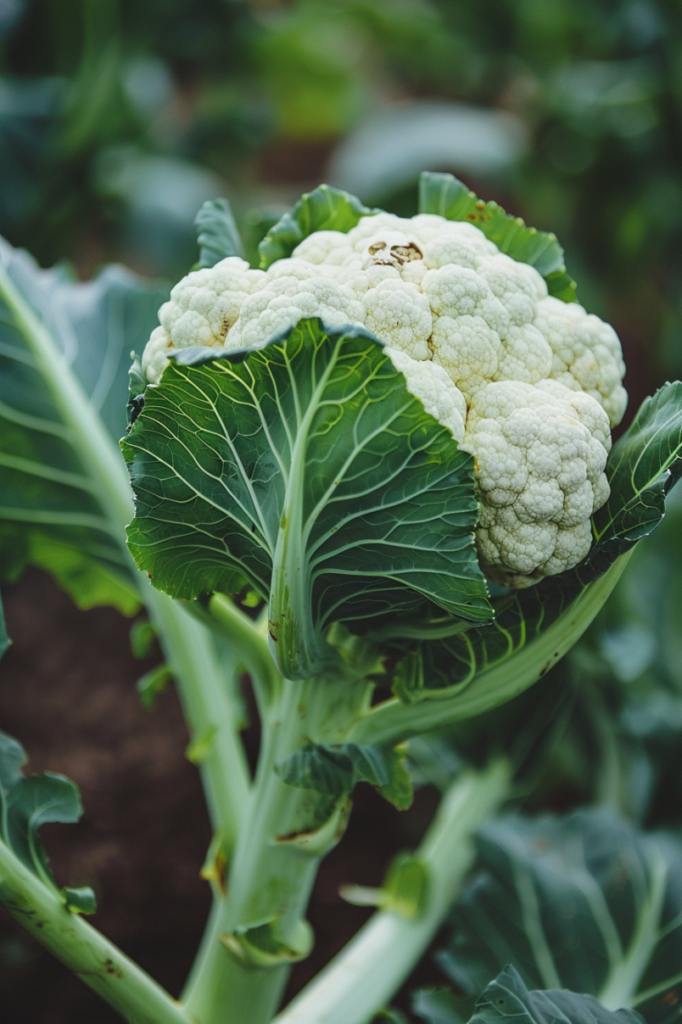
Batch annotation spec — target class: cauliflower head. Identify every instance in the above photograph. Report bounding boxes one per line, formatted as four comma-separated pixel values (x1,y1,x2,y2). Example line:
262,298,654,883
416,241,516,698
141,210,627,588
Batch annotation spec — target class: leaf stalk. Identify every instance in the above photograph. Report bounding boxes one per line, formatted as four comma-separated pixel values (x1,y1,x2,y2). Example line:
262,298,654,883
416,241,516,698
0,839,190,1024
349,554,633,748
273,759,511,1024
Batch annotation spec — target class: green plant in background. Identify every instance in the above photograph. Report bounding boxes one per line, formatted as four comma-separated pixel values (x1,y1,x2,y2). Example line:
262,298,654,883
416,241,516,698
1,169,682,1024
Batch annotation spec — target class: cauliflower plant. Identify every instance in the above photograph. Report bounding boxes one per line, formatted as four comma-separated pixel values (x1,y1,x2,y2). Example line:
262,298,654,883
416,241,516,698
141,210,627,588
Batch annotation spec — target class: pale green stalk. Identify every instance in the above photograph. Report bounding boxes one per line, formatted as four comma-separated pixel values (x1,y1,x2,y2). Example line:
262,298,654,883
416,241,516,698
350,553,632,748
0,840,190,1024
141,584,251,846
182,670,373,1024
274,760,511,1024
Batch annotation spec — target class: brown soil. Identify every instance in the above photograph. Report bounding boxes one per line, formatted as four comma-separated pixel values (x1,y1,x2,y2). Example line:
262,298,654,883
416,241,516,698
0,570,443,1023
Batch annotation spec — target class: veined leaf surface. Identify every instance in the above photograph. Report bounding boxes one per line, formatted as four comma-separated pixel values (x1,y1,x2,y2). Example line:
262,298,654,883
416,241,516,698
0,236,167,611
437,810,682,1024
276,741,413,810
591,381,682,558
469,966,643,1024
123,317,490,678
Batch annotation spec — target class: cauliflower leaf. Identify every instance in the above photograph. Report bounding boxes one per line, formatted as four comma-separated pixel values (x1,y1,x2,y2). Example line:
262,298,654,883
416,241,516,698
123,317,491,680
259,183,380,269
194,197,244,268
437,811,682,1024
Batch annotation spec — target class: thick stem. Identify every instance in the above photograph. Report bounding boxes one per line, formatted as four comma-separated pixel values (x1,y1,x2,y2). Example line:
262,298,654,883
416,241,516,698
183,672,372,1024
350,554,632,748
273,760,511,1024
143,585,251,848
0,841,190,1024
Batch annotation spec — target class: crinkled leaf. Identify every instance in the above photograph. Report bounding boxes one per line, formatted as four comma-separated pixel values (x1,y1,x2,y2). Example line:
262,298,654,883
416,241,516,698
194,197,244,268
418,172,577,302
437,809,682,1024
123,317,490,679
275,741,413,810
258,184,379,268
0,236,167,612
382,384,682,701
469,966,644,1024
0,729,96,914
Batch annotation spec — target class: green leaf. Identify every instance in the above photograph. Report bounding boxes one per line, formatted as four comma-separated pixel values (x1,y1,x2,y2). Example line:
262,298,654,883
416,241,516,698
258,184,379,268
0,730,24,794
185,725,219,765
469,966,644,1024
127,351,147,426
590,382,682,564
136,663,173,710
61,885,97,915
123,317,490,679
7,773,82,874
129,618,157,659
0,236,167,612
418,172,577,302
194,197,245,268
0,728,96,914
276,742,413,810
382,852,428,918
437,809,682,1024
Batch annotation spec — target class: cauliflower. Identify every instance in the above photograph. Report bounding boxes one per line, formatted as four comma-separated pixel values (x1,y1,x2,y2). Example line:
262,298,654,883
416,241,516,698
141,211,628,587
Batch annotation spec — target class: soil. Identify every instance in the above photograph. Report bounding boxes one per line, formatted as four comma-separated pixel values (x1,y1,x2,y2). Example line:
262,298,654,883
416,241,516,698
0,570,444,1023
